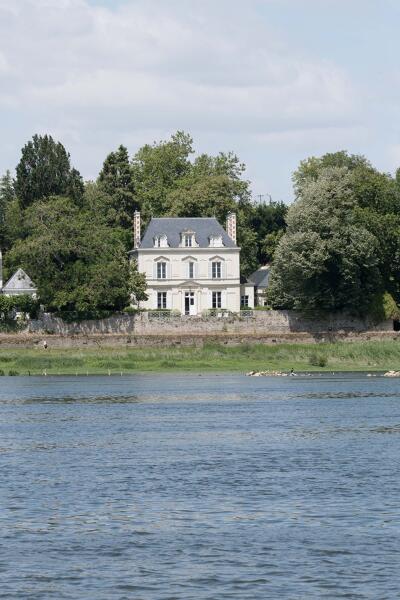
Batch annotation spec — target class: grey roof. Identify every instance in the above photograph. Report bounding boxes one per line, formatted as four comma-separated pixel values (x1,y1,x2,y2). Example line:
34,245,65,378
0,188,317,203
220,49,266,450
2,268,37,292
248,266,271,288
139,217,237,249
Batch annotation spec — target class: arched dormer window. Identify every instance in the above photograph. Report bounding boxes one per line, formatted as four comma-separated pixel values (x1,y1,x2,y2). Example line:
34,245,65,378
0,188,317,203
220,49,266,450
209,235,223,248
154,234,168,248
180,230,198,248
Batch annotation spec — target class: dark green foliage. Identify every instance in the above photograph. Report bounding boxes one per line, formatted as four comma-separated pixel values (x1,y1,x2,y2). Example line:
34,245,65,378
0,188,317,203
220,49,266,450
0,171,16,249
98,145,138,228
6,197,131,317
0,295,39,320
15,134,84,208
268,167,382,315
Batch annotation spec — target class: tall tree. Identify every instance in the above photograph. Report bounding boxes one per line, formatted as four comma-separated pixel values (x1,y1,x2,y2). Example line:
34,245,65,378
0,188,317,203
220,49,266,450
268,167,381,315
98,145,137,228
6,197,133,316
15,134,84,208
0,171,15,248
131,131,193,221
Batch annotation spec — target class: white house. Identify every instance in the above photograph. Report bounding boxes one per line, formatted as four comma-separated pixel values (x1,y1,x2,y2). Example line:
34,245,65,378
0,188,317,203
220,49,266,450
129,212,253,315
0,250,38,298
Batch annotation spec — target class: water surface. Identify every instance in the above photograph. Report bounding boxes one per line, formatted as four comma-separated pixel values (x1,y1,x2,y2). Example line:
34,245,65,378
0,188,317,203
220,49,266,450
1,373,399,599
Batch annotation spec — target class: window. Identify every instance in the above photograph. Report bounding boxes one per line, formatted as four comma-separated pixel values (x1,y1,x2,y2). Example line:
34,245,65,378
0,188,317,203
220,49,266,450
212,291,222,309
241,295,249,307
157,292,167,309
184,234,193,247
154,235,168,248
157,262,167,279
188,262,194,278
209,235,223,248
212,261,221,279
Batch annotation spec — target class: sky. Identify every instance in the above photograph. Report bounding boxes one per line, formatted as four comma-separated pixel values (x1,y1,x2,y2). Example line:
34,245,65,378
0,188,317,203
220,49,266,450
0,0,399,202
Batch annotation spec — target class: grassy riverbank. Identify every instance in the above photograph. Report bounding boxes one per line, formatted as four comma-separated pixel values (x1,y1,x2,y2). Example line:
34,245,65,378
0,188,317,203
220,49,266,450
0,340,400,375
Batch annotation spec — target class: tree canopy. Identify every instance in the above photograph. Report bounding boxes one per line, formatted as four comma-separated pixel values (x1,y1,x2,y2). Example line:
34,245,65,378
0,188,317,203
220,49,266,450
15,134,84,208
268,163,395,315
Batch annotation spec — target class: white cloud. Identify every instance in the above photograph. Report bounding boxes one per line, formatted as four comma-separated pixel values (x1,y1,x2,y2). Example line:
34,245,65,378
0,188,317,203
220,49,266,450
0,0,359,191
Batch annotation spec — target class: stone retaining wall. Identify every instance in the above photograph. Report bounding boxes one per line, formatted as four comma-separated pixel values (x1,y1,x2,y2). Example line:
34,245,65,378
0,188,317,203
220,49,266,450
26,310,393,336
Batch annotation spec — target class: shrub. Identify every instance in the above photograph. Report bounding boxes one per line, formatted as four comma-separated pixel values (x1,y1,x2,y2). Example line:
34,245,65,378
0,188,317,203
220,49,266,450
308,352,327,368
8,369,19,376
0,369,4,376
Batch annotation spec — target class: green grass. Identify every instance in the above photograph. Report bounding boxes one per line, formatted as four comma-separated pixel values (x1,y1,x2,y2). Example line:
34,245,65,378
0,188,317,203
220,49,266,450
0,339,399,375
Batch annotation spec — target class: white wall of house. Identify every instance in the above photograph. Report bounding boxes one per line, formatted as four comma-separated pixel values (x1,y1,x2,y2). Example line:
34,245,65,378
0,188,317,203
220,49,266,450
135,248,241,314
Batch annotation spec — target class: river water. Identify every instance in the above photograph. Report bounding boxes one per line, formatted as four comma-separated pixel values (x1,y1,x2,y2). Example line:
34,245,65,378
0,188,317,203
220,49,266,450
1,373,399,599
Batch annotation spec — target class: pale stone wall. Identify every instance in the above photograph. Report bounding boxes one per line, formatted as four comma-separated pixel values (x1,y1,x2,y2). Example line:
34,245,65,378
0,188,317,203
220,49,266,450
27,310,393,336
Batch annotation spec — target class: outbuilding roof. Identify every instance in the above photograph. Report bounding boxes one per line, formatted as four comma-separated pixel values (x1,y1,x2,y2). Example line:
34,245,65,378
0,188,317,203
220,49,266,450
2,268,37,292
248,265,271,288
139,217,237,249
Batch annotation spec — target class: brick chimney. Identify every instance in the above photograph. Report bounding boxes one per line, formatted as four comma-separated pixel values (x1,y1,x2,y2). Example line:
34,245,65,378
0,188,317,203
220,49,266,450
133,211,141,248
226,212,237,244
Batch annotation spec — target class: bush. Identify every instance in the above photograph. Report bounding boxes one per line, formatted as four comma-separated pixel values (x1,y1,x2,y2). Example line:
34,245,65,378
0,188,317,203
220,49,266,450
8,369,19,376
308,352,327,368
0,369,4,376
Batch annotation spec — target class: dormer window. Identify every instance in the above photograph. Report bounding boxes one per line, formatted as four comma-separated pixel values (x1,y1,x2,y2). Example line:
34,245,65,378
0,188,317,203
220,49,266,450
154,234,168,248
180,230,197,248
209,235,223,248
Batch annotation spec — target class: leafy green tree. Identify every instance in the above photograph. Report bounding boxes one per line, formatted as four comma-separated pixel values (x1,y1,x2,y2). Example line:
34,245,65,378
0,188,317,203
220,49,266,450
131,131,193,221
5,197,131,317
128,259,148,306
0,171,15,248
15,134,84,208
293,150,400,306
98,145,138,228
268,167,381,314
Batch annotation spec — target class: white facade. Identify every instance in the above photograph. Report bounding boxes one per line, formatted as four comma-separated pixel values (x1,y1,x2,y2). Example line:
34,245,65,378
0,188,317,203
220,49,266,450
131,215,244,315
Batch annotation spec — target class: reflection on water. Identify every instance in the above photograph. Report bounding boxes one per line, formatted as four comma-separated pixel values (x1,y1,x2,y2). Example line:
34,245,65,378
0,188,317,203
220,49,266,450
1,373,400,599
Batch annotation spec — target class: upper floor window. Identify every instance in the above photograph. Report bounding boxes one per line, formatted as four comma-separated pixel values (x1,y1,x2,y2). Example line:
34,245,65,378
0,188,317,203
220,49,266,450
184,234,193,247
154,234,168,248
180,230,197,248
209,235,223,248
212,261,222,279
188,262,194,279
157,262,167,279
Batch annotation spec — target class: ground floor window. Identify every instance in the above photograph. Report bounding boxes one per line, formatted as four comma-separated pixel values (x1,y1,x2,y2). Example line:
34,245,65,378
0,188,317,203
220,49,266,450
157,291,167,309
241,295,249,307
212,291,222,309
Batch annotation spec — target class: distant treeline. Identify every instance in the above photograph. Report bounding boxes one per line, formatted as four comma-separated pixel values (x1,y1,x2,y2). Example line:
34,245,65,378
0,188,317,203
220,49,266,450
1,133,399,320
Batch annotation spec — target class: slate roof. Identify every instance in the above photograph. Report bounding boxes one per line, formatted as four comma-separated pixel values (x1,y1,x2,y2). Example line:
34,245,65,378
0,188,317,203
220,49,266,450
248,265,271,288
139,217,237,249
2,268,37,292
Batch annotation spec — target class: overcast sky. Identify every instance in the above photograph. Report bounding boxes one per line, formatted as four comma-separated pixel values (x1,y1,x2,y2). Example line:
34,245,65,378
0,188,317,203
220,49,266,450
0,0,398,202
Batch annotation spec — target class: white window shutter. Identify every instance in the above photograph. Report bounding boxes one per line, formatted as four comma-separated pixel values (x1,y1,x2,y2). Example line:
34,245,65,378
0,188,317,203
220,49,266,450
208,262,212,279
221,261,226,279
222,290,226,309
153,262,157,279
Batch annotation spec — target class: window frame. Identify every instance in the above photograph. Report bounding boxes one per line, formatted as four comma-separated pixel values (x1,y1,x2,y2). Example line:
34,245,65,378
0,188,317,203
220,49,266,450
157,291,167,309
212,261,222,279
212,291,222,309
156,261,167,279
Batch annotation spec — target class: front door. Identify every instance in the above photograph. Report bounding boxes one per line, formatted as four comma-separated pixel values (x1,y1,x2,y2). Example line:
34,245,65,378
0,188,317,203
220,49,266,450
184,292,196,316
